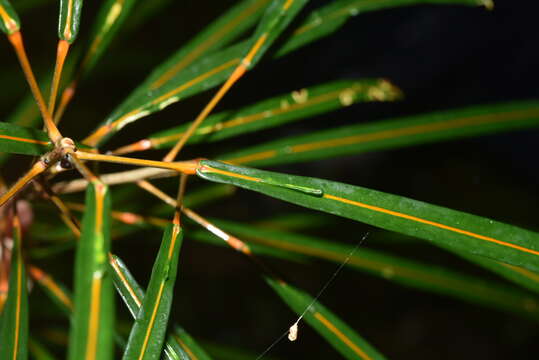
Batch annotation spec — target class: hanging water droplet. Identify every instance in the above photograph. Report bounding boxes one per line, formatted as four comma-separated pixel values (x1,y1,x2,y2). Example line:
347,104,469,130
288,322,298,341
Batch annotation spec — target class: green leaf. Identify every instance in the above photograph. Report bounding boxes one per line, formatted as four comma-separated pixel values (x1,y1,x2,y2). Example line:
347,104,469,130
122,221,184,360
13,0,53,13
68,181,114,360
188,229,308,263
437,245,539,295
0,122,52,156
140,79,401,150
221,100,539,166
122,0,174,32
165,326,213,360
4,91,41,127
151,184,236,216
196,160,539,272
253,212,335,231
266,277,386,360
108,255,144,319
29,266,73,315
83,0,490,147
0,0,20,34
210,219,539,319
77,0,138,77
142,0,271,91
84,0,271,146
58,0,83,43
84,0,310,147
109,254,212,360
83,41,248,147
242,0,309,69
276,0,492,57
0,214,29,360
201,341,281,360
28,338,57,360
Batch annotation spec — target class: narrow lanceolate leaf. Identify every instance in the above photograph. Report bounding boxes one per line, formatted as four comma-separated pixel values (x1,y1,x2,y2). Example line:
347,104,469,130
0,122,52,156
68,181,114,360
123,0,173,31
241,0,309,69
28,338,57,360
0,214,28,360
4,92,41,127
137,79,401,151
165,327,213,360
0,0,20,34
438,246,539,295
122,221,184,360
145,0,271,91
85,0,310,147
276,0,492,56
266,278,386,360
83,41,248,146
221,100,539,166
108,255,143,319
211,219,539,319
196,160,539,272
58,0,83,43
12,0,53,12
77,0,137,77
84,0,271,146
29,266,73,315
109,255,212,360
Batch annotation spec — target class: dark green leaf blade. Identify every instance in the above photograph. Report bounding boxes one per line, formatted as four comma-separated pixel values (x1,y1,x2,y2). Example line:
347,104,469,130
58,0,83,43
83,41,248,147
138,79,400,150
243,0,309,69
68,181,114,360
266,277,386,360
123,0,174,32
12,0,53,13
84,0,311,147
28,338,57,360
276,0,492,57
0,0,20,34
109,254,212,360
437,245,539,295
122,221,184,360
209,219,539,319
84,0,271,146
0,214,29,360
29,266,73,315
165,326,213,360
77,0,138,77
83,0,491,147
0,121,52,156
196,160,539,272
144,0,271,91
221,100,539,166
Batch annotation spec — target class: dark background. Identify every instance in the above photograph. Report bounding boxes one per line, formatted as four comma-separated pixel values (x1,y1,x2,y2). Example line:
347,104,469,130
2,0,539,358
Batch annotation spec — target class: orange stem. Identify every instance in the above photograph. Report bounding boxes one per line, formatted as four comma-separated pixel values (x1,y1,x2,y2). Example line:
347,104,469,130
7,31,62,144
49,40,70,116
0,161,48,207
162,64,247,162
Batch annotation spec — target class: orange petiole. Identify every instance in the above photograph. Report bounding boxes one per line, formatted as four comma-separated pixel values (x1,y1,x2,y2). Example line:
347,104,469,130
48,40,70,116
7,31,62,144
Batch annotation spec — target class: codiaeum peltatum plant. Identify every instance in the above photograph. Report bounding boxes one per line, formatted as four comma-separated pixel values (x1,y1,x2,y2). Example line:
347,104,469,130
0,0,538,359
